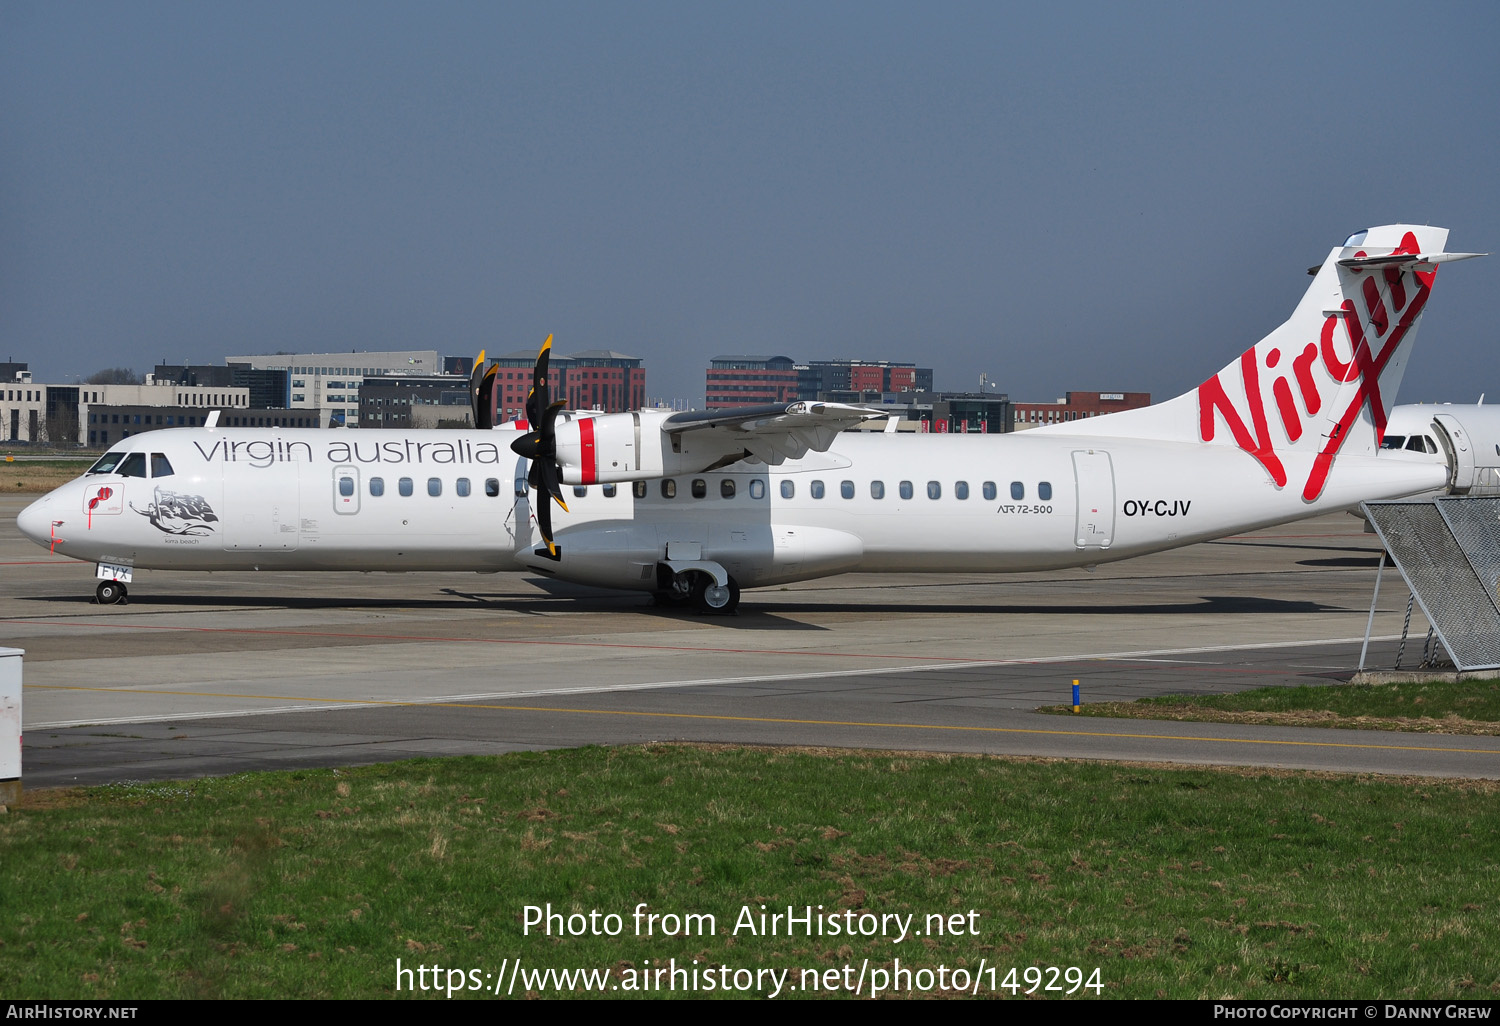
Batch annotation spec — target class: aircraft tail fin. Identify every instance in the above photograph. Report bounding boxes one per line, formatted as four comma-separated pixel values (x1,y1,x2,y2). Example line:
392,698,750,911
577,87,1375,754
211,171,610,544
1046,224,1482,501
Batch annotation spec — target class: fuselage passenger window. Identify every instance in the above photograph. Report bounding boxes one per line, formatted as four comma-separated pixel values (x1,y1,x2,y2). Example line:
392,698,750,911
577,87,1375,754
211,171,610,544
983,481,997,501
927,481,941,500
870,481,884,499
633,480,648,499
603,483,617,498
457,478,471,497
720,479,736,499
574,486,588,498
955,481,969,500
427,478,442,497
749,479,766,500
370,477,385,497
899,481,913,500
691,479,707,499
780,480,795,499
339,477,355,497
661,479,677,499
811,480,826,499
840,480,854,499
1011,481,1025,500
1038,481,1052,501
399,477,414,497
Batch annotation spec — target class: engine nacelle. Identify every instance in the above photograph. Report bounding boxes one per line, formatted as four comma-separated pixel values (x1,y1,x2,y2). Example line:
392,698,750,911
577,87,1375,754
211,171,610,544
553,410,735,484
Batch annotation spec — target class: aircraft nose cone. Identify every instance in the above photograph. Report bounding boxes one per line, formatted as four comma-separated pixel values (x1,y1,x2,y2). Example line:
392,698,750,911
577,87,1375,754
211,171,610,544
17,494,53,546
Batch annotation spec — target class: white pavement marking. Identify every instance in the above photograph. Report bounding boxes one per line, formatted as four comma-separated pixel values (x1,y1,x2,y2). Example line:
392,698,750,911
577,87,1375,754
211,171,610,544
27,634,1398,729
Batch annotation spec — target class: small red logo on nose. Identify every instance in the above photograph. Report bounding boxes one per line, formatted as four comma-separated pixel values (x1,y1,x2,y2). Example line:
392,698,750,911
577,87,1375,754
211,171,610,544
87,486,113,528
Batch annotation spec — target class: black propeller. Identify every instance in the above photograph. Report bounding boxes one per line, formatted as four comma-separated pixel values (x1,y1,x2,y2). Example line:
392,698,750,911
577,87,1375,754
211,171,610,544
468,349,499,430
508,335,568,555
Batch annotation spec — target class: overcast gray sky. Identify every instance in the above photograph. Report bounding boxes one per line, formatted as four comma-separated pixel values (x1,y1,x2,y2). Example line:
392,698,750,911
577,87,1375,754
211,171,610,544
3,1,1497,406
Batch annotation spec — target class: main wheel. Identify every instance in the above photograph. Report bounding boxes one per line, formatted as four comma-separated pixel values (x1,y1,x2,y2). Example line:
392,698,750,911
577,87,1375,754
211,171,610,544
96,580,127,605
690,573,740,614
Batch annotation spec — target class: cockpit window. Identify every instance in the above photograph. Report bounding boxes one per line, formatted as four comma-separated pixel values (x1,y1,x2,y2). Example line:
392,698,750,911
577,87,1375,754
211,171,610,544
151,453,174,478
1380,435,1406,450
87,451,127,474
1343,229,1369,247
1407,436,1436,454
118,453,148,478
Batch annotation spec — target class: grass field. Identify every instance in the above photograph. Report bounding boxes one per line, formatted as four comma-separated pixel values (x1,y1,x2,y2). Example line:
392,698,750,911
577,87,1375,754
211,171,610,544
2,745,1497,1000
0,458,92,494
1040,680,1500,736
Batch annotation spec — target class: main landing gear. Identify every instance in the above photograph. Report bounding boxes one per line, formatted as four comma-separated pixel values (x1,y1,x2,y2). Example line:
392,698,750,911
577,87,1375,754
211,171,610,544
691,573,740,614
96,580,128,605
656,567,740,614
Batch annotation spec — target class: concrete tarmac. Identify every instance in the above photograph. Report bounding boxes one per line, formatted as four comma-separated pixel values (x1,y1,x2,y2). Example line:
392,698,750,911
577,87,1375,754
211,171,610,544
4,495,1496,786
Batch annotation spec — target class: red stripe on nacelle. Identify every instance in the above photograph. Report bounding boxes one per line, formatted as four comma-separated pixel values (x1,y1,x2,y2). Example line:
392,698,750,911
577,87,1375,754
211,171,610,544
579,417,597,485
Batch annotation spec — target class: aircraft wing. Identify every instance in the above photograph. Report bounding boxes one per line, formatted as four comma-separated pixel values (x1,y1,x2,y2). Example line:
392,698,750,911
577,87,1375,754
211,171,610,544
660,402,888,466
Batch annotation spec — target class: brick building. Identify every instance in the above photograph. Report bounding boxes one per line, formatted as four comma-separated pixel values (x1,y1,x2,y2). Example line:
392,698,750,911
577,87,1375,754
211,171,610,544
1012,391,1151,429
485,349,645,422
705,356,798,409
797,360,932,400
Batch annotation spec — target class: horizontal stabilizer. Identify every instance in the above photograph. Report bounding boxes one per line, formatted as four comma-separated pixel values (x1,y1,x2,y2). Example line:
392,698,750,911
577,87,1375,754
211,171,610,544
1339,251,1486,270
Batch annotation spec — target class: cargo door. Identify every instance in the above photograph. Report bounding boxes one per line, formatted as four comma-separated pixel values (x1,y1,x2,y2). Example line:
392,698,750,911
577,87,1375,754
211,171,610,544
223,459,302,551
1072,449,1115,550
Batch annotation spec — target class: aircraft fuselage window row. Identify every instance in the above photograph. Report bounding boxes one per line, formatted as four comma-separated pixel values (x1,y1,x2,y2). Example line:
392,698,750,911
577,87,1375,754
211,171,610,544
603,477,1058,503
358,476,502,499
350,477,623,501
777,479,1053,502
628,479,767,500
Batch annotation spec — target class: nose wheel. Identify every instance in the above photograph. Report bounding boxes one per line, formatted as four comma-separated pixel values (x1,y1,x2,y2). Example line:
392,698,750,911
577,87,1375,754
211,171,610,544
96,580,128,605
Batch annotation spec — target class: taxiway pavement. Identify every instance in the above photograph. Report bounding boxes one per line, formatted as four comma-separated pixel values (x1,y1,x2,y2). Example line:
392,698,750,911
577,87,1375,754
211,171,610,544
3,497,1494,785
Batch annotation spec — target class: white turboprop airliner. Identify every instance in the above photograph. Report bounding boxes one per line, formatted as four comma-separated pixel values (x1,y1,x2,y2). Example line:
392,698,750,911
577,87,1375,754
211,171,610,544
1374,401,1500,498
16,224,1484,612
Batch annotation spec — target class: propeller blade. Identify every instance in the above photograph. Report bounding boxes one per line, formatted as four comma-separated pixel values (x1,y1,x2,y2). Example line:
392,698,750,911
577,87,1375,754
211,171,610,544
534,485,556,555
513,334,565,556
468,350,487,427
539,457,569,514
524,334,554,426
475,364,498,430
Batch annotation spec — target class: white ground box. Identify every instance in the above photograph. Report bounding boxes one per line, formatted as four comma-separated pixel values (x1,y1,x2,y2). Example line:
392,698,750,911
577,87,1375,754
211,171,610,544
0,647,21,802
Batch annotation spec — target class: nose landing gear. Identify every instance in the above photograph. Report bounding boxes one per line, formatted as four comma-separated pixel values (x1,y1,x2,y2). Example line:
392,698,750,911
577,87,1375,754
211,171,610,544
96,580,128,605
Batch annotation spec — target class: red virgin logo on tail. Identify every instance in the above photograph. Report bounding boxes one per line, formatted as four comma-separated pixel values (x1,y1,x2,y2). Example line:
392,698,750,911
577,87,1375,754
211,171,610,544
1198,232,1434,501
